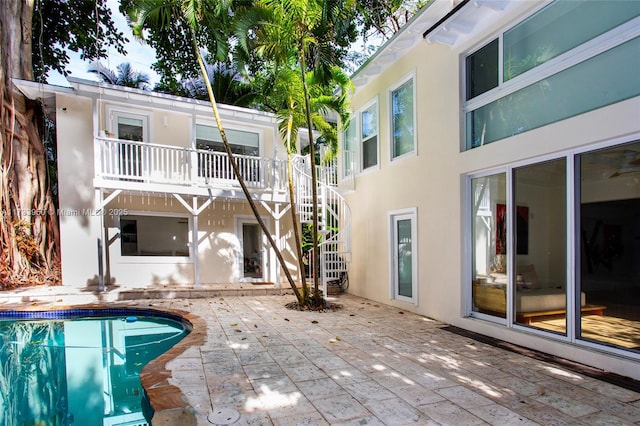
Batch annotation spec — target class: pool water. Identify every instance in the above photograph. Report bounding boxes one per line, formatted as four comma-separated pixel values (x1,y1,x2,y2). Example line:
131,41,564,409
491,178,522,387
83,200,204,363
0,312,189,426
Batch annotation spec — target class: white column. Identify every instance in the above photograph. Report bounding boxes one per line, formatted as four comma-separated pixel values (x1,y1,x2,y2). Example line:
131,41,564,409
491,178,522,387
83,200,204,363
274,204,281,287
192,196,201,289
94,189,106,292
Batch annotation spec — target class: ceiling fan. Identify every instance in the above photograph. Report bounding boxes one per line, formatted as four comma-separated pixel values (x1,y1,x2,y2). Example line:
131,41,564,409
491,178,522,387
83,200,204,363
608,150,640,178
582,148,640,178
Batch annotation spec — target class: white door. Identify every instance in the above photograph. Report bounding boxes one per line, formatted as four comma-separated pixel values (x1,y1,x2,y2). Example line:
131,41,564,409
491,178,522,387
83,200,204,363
109,110,149,179
238,219,267,281
390,209,418,304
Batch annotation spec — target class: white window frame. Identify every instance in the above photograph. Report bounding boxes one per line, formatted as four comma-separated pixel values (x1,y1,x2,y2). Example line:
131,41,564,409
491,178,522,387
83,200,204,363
462,10,640,149
389,207,418,305
116,211,193,264
106,105,151,142
463,132,640,362
388,71,417,162
341,115,358,180
194,121,264,158
359,96,380,172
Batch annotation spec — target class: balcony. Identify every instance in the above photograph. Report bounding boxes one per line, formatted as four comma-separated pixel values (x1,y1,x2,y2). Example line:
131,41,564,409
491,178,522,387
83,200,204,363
94,137,289,200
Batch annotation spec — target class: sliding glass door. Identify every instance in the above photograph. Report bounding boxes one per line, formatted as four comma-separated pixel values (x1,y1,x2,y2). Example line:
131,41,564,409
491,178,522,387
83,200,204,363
513,159,567,333
578,141,640,352
469,139,640,355
471,173,507,319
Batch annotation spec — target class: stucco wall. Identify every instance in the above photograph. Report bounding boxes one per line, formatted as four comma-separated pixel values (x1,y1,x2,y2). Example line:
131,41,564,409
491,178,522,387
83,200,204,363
55,93,101,287
342,7,640,380
102,195,298,286
344,39,462,319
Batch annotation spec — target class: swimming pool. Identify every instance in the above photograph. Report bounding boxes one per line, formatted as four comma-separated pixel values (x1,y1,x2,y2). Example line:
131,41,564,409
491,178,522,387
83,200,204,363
0,309,190,426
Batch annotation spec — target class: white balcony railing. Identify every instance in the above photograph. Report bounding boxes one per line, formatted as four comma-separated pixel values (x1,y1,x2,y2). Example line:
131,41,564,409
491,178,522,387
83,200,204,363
95,137,288,192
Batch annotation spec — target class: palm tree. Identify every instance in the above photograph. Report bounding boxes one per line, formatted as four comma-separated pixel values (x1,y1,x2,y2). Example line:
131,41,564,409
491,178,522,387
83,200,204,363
124,0,303,302
249,62,351,301
179,61,255,107
238,0,354,301
88,61,151,90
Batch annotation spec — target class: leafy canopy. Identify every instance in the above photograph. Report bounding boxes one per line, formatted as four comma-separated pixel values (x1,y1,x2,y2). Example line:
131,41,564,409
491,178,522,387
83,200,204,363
32,0,127,82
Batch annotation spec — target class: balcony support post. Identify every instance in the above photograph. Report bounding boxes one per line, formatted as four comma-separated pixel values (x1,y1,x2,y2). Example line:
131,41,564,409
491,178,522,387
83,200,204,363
192,197,200,289
260,201,290,287
174,194,214,289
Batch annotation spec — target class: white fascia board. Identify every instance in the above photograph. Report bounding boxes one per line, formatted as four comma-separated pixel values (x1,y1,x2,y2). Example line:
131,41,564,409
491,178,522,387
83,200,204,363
12,78,74,99
67,77,277,125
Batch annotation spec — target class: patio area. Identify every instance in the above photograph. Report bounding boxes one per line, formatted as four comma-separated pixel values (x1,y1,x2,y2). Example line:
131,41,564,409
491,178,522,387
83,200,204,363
1,286,639,425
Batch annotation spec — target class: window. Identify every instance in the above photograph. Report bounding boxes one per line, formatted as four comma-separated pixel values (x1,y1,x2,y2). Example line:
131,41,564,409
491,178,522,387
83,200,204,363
467,36,640,149
465,39,498,100
390,208,418,304
361,101,378,170
578,140,640,353
468,139,640,355
471,173,507,320
342,121,357,179
196,125,259,156
464,1,640,149
390,76,416,159
504,1,640,81
513,159,567,332
195,125,261,181
120,215,189,257
107,108,150,178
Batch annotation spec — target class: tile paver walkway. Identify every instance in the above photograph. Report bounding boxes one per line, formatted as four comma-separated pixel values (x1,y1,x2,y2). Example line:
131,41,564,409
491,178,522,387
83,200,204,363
1,287,639,425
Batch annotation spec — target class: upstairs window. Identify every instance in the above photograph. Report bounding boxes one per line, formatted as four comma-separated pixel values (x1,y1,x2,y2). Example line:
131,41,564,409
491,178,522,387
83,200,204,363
195,124,261,181
503,1,640,81
342,120,357,178
196,125,260,156
464,0,640,149
107,107,149,142
390,76,416,159
361,101,378,170
465,39,498,100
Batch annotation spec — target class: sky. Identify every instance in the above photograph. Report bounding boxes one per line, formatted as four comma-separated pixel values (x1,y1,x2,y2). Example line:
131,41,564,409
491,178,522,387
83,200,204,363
45,0,381,88
47,0,159,87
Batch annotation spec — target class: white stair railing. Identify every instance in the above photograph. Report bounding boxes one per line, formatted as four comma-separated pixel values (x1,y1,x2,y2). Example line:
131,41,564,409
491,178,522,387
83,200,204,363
293,155,351,296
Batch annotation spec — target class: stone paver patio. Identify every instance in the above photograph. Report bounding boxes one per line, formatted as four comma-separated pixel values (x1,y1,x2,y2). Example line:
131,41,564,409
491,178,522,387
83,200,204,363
1,287,639,425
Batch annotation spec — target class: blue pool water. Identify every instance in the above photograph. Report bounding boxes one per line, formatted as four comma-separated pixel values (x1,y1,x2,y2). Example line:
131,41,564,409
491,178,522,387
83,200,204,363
0,310,189,426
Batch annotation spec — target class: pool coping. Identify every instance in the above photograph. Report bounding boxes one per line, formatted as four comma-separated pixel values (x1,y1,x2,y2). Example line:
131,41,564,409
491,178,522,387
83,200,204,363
0,303,206,425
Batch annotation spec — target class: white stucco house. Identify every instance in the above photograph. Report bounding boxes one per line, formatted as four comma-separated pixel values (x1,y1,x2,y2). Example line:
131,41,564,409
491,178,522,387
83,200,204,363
338,0,640,381
14,77,349,291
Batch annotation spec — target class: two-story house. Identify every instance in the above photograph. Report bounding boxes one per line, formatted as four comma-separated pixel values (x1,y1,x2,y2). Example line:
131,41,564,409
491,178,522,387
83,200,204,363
14,77,350,290
340,0,640,381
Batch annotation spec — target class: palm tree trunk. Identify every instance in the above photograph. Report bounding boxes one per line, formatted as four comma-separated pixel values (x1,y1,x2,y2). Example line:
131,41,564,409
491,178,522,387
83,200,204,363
191,31,302,302
283,104,309,300
298,46,321,298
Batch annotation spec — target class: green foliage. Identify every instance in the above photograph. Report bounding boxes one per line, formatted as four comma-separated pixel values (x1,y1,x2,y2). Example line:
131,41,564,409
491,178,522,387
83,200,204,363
88,61,151,89
121,0,248,85
355,0,428,41
171,61,256,107
32,0,127,82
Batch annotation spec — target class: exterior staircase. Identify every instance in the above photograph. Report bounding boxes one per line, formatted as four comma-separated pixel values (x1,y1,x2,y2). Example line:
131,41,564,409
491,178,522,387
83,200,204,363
293,155,351,296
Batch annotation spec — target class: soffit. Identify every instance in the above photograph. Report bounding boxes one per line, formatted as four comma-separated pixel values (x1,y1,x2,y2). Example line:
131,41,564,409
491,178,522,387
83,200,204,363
351,0,455,88
352,0,543,88
11,79,73,120
424,0,549,49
